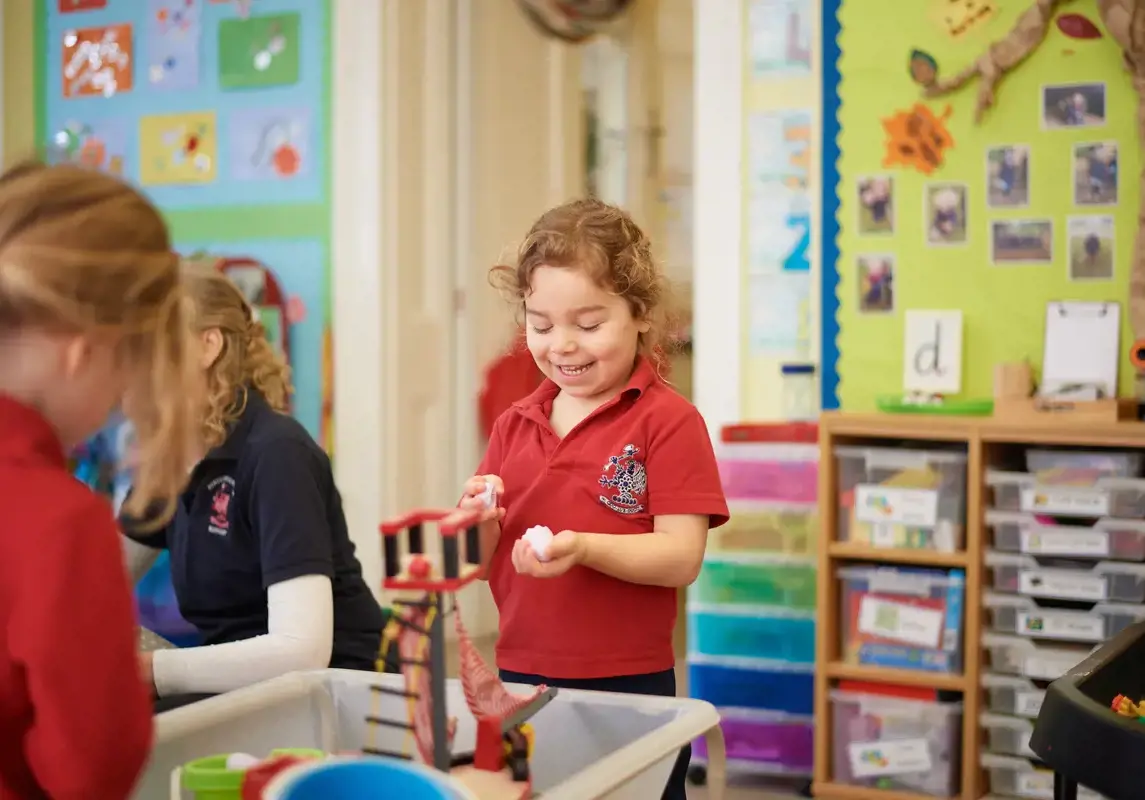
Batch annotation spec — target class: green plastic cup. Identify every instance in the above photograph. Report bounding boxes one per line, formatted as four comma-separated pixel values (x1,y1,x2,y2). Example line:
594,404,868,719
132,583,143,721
182,750,326,799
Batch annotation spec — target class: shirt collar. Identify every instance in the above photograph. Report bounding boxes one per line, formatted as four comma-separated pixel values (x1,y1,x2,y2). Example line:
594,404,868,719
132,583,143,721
0,394,67,468
205,387,267,461
512,355,657,421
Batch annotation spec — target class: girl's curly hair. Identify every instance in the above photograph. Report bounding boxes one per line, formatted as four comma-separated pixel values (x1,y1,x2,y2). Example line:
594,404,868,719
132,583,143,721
488,198,680,376
182,264,292,449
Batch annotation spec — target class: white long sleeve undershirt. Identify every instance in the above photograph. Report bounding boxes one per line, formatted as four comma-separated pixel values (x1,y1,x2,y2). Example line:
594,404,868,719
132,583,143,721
122,537,335,697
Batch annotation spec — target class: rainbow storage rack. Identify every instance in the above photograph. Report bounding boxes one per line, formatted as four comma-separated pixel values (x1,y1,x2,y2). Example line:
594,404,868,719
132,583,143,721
686,422,819,789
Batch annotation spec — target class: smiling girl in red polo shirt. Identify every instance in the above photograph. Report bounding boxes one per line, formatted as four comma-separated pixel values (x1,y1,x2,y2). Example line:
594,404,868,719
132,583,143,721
0,162,200,797
460,198,728,800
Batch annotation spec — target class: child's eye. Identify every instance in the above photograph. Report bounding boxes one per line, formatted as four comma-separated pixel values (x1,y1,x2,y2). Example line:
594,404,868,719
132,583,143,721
578,323,602,332
531,325,552,335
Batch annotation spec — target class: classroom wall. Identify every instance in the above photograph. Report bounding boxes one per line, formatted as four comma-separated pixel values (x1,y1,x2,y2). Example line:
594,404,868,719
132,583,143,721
4,2,36,165
36,0,332,441
828,0,1138,409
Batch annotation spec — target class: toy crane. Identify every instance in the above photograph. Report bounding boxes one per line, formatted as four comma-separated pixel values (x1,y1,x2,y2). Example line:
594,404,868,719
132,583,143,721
365,507,556,799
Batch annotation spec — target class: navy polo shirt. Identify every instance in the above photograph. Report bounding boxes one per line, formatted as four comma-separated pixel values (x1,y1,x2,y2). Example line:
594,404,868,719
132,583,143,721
125,390,384,670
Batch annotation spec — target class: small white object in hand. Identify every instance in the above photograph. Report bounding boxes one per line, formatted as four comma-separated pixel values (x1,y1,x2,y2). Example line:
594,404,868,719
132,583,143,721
226,752,261,770
522,525,554,561
478,482,497,509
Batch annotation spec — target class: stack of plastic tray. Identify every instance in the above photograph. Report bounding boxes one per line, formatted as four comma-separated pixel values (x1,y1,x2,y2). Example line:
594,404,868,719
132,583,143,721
686,423,818,787
981,448,1145,799
827,445,970,797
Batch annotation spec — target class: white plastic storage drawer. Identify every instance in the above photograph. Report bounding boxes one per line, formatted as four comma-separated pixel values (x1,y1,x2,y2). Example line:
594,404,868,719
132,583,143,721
981,634,1092,681
981,753,1103,800
981,713,1035,758
981,674,1046,719
987,469,1145,518
987,510,1145,562
1025,448,1144,478
835,446,967,552
983,592,1145,643
986,551,1145,603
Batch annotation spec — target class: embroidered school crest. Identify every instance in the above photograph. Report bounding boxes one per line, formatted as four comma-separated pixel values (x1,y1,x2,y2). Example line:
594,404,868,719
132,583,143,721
599,444,647,515
207,475,235,536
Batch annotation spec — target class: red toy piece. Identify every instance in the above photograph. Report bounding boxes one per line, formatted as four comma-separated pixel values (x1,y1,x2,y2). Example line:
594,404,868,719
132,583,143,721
408,554,432,580
473,716,504,773
240,755,317,799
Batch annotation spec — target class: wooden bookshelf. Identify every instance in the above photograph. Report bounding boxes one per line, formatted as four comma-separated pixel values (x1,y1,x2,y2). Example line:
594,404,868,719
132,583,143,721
811,411,1145,800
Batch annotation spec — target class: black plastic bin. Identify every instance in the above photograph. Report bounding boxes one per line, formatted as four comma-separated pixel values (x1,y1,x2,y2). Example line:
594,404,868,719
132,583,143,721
1030,619,1145,800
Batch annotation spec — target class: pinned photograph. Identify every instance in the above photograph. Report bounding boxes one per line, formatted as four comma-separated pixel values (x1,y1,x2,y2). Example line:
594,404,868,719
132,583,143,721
857,254,895,313
856,176,894,235
1042,83,1106,128
1074,142,1118,205
990,219,1054,265
924,183,969,245
986,145,1030,207
1068,215,1115,281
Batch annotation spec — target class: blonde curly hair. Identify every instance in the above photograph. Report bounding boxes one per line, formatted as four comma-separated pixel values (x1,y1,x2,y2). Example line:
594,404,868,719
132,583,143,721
182,265,292,450
489,198,679,375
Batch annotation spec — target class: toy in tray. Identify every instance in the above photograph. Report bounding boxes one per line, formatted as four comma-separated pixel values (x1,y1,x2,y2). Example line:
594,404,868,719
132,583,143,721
179,749,327,799
842,466,960,552
1111,694,1145,723
840,566,965,673
368,508,557,800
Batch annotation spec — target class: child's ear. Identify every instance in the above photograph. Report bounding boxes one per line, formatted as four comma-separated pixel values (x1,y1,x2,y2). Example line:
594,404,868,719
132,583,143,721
636,318,652,334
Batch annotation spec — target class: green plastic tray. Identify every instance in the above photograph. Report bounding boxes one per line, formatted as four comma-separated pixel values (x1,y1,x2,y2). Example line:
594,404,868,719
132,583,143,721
876,396,994,416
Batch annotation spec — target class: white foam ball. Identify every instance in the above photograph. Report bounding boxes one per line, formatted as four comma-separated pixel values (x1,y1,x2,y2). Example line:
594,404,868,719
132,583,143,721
522,525,554,562
226,752,261,770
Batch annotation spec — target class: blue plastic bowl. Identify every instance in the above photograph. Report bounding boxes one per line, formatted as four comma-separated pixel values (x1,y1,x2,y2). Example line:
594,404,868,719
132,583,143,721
271,757,473,799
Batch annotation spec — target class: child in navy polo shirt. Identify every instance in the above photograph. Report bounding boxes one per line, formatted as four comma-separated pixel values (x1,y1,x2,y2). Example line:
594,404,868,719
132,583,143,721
460,198,729,799
122,268,386,711
0,162,201,797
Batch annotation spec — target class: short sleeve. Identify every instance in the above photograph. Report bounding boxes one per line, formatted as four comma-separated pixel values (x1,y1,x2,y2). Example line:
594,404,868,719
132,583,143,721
246,441,335,588
117,491,170,549
645,406,729,528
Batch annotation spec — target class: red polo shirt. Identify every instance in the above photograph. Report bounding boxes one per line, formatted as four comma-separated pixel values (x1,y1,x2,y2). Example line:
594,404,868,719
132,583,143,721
478,357,728,679
0,396,152,798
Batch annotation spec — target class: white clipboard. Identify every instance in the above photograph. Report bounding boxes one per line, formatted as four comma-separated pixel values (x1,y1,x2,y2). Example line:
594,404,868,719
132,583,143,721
1041,301,1121,398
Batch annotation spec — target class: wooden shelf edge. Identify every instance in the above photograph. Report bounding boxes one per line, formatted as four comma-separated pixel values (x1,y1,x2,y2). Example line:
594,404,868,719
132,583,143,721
825,661,968,691
810,781,947,800
827,542,969,567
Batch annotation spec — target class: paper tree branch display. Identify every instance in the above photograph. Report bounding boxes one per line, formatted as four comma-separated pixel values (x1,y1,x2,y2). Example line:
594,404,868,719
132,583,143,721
927,0,1145,385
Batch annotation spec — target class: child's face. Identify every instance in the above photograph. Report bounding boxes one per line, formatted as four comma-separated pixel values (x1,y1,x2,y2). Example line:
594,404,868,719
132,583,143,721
524,265,649,402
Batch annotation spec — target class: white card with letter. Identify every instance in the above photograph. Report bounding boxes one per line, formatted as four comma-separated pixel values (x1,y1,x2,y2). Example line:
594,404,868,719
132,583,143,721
903,310,963,394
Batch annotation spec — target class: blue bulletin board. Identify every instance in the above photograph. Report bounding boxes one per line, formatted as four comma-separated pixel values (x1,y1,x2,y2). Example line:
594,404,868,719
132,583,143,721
37,0,332,442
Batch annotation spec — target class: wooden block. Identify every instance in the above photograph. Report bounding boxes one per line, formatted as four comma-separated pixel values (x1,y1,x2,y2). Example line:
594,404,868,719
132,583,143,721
993,397,1138,424
993,362,1033,399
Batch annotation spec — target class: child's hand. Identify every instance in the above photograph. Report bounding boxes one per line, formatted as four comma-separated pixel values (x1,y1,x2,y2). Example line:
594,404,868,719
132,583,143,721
512,530,584,578
460,474,505,524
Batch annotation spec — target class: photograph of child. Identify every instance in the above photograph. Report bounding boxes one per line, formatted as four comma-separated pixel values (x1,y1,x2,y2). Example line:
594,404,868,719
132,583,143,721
986,145,1029,207
856,176,894,235
857,254,894,313
990,219,1054,265
1042,83,1106,128
1074,142,1118,205
1067,215,1115,281
925,183,968,245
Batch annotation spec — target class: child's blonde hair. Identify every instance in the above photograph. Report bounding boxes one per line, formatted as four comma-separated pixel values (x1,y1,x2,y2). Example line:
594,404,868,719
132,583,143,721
0,161,199,525
182,266,292,449
489,198,678,375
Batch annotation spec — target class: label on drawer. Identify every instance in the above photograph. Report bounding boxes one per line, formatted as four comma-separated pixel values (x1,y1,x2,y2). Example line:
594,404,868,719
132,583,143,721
1014,689,1045,717
855,486,939,527
1018,569,1107,601
858,596,944,648
1015,770,1054,799
1020,486,1110,517
1021,527,1109,557
1017,610,1104,641
848,738,932,778
1023,652,1082,681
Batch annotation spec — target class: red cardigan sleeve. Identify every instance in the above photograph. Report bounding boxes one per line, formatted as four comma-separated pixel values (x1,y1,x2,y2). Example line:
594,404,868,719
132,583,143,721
11,500,153,799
